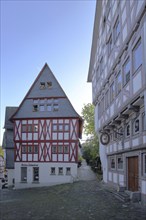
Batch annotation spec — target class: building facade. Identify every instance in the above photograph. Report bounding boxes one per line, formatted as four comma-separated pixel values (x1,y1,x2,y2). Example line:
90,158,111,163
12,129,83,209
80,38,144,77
3,63,83,189
88,0,146,204
2,107,17,186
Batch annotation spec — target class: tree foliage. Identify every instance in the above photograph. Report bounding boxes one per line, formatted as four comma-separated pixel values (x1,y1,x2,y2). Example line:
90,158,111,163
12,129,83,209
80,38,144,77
81,103,99,163
81,103,94,136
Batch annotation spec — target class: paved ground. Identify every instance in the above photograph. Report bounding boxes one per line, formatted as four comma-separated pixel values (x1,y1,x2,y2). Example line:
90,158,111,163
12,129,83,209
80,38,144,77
0,162,146,220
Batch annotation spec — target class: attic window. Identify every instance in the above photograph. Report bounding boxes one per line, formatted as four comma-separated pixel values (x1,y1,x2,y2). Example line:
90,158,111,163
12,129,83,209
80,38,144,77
40,82,45,89
33,105,38,112
47,81,52,88
53,103,59,111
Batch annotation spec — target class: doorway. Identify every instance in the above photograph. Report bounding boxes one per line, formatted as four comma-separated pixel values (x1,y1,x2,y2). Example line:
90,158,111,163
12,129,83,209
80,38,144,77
127,156,139,191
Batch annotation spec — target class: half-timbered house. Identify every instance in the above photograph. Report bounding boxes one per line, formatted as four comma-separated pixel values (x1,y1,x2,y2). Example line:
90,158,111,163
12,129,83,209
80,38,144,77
3,63,83,189
88,0,146,205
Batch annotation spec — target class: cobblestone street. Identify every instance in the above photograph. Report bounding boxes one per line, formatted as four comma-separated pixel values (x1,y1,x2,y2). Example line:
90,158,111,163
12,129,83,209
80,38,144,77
0,163,146,220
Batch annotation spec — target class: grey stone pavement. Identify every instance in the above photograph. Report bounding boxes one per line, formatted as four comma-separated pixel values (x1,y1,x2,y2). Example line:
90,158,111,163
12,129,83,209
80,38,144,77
0,161,146,220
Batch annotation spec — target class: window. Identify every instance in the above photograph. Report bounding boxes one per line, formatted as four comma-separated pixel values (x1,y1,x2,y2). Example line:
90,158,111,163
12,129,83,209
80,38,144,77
142,113,146,131
126,124,130,137
96,67,100,83
53,103,59,111
111,158,115,169
33,167,39,182
28,146,33,153
22,125,27,132
133,39,142,73
100,57,104,75
58,146,63,153
134,118,139,134
117,157,123,170
64,124,69,131
116,71,122,95
28,125,32,132
66,167,71,175
47,81,52,88
40,105,45,111
52,146,57,154
143,154,146,175
100,97,104,114
110,82,115,102
34,125,38,132
58,167,63,175
114,17,120,42
22,145,27,153
21,167,27,182
52,124,57,132
40,82,45,89
22,124,38,133
98,102,101,119
58,124,63,131
108,34,112,55
123,57,130,85
105,90,110,109
51,167,55,175
34,145,38,154
64,146,69,154
33,105,38,112
47,104,52,111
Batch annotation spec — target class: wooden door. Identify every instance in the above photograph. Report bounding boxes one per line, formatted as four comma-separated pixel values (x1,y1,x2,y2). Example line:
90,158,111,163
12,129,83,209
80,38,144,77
128,156,139,191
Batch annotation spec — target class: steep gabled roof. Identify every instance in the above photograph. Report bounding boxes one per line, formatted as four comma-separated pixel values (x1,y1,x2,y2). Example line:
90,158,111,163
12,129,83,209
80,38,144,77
87,1,102,82
4,107,18,129
12,63,82,120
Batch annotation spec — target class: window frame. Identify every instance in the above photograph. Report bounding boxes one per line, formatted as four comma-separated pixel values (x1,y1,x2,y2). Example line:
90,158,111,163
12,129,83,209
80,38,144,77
52,145,57,154
117,156,123,170
33,167,39,182
133,38,142,74
126,123,130,137
143,153,146,176
58,167,63,175
133,117,140,135
47,81,52,88
110,157,116,170
116,71,122,95
51,167,56,175
40,82,45,89
114,16,120,42
21,167,27,182
110,82,115,103
66,167,71,175
123,57,130,86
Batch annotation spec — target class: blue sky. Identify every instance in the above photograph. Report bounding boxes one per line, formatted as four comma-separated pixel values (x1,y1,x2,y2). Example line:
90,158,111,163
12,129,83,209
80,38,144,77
0,0,96,144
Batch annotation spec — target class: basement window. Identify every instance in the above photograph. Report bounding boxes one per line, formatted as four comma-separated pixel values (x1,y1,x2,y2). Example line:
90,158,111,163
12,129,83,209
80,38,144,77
66,167,71,175
58,167,63,175
51,167,56,175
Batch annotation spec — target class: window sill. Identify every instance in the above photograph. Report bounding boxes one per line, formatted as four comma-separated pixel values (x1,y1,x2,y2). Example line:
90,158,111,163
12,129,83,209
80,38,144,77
32,181,39,184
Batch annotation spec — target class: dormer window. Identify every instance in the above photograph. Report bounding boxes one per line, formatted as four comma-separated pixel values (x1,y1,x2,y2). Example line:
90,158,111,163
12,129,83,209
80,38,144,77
40,82,45,89
53,104,59,111
33,105,38,112
47,81,52,88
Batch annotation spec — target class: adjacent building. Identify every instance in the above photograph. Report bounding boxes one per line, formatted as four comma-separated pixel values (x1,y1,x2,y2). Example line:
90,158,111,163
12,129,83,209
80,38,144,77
88,0,146,204
3,63,83,189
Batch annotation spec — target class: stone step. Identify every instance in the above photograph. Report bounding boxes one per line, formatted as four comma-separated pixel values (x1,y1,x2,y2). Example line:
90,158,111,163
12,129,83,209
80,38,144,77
113,191,130,202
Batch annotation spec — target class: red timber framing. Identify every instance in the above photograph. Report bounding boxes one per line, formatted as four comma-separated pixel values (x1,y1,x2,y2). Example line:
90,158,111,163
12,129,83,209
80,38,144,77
14,118,79,163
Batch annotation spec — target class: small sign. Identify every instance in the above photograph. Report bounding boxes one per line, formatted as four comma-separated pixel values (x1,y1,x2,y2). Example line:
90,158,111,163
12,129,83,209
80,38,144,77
100,132,110,145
